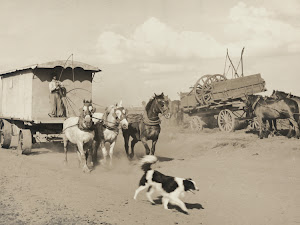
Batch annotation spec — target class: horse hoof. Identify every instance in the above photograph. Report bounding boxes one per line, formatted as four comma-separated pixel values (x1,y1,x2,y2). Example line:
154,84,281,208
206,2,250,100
83,168,91,173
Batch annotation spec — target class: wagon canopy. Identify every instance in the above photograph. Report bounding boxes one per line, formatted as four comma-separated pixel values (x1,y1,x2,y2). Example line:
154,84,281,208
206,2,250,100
0,60,101,76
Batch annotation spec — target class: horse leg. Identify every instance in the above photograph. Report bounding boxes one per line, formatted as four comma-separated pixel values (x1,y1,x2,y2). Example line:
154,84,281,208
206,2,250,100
288,118,299,138
150,139,158,155
130,138,138,159
287,120,294,138
258,117,264,139
109,141,116,166
86,142,94,168
92,139,100,166
262,119,269,138
63,136,68,165
77,142,90,173
273,119,278,132
100,142,108,165
268,120,273,131
123,132,130,158
141,137,151,155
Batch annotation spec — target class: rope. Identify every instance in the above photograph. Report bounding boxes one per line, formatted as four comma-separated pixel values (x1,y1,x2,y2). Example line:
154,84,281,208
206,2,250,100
58,53,73,81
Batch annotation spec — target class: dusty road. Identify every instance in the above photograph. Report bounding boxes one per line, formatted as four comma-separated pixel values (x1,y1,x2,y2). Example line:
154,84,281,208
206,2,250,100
1,126,300,225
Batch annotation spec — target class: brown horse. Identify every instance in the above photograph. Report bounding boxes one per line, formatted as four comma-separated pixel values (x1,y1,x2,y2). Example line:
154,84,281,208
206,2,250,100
122,93,171,158
271,90,300,106
63,100,95,173
245,95,300,139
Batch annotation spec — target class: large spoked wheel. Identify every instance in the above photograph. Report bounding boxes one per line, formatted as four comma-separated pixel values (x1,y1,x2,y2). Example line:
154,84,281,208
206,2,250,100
18,129,32,155
193,74,227,106
248,117,260,130
1,120,12,149
218,109,236,132
190,116,204,132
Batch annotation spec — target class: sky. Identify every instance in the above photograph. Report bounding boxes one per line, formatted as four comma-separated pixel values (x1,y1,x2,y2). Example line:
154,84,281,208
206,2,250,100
1,0,300,107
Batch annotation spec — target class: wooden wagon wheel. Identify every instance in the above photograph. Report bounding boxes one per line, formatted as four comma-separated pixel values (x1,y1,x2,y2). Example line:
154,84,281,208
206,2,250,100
194,74,227,105
18,129,32,155
248,117,260,130
218,109,236,132
1,120,12,149
190,116,204,132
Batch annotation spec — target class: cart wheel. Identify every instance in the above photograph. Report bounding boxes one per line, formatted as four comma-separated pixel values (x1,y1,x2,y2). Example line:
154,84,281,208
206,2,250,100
18,129,32,155
190,117,204,131
249,117,260,130
1,120,12,148
218,109,236,132
193,74,227,106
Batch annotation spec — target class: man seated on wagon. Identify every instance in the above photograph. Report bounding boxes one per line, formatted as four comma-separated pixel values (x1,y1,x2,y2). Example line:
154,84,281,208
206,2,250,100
48,73,66,117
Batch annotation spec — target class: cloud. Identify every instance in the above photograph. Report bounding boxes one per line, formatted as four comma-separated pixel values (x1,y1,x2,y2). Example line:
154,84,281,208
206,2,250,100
225,2,300,55
96,17,224,65
96,2,300,68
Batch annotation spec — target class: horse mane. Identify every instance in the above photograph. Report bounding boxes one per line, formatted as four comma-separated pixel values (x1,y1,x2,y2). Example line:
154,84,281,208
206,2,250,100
145,98,155,112
105,105,115,113
145,94,164,112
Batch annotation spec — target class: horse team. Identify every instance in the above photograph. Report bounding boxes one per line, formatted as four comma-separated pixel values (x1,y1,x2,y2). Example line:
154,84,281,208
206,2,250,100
63,90,300,172
63,93,170,172
246,90,300,139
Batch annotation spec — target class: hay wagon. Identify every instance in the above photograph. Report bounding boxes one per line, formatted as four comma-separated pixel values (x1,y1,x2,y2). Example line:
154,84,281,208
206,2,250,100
180,73,266,132
0,60,101,154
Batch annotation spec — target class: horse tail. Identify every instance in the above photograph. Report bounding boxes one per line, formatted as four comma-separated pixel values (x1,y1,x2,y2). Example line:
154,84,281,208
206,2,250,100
140,155,158,172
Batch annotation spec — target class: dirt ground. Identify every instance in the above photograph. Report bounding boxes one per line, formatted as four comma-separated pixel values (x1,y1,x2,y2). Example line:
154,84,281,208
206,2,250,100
1,125,300,225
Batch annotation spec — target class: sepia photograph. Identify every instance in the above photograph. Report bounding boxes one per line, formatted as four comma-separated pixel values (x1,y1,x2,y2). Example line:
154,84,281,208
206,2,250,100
0,0,300,224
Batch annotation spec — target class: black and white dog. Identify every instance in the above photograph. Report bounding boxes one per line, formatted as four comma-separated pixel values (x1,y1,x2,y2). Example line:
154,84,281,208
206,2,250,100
134,155,199,213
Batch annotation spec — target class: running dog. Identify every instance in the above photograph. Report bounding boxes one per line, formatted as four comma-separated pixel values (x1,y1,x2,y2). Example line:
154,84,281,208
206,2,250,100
133,155,199,214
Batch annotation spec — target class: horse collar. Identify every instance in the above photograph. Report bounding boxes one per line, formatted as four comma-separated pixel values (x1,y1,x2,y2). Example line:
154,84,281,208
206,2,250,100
142,110,161,126
103,123,119,134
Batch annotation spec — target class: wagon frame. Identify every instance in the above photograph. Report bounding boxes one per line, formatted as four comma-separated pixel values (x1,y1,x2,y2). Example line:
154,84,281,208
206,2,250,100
180,49,266,132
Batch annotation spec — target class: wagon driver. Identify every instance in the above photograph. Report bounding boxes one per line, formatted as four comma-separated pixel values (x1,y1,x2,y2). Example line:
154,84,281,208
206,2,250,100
48,73,65,117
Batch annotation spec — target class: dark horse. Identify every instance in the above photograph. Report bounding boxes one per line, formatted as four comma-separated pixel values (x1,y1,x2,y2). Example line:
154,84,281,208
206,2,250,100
122,93,171,158
245,95,300,139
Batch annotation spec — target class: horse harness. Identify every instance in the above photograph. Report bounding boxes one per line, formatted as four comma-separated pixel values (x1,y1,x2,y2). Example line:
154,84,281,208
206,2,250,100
142,97,168,126
250,95,300,115
102,106,127,134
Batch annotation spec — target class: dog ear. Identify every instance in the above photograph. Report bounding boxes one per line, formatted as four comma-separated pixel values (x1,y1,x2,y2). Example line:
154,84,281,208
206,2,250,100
186,178,192,181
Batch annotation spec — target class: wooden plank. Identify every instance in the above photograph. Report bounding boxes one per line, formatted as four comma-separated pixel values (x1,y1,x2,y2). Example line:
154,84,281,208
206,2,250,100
1,71,33,120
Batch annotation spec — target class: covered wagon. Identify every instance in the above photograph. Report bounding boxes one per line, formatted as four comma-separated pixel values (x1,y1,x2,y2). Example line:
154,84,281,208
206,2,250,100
0,60,101,153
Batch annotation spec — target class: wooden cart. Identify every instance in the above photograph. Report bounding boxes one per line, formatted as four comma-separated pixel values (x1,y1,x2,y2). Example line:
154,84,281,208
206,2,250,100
0,60,101,154
180,73,266,132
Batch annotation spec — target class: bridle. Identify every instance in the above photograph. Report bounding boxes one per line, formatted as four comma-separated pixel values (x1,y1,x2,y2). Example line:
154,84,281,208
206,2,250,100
154,97,170,118
142,97,170,126
102,106,127,132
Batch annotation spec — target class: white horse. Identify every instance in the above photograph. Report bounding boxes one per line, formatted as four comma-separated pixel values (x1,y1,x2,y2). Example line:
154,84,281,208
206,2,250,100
92,101,128,166
63,100,95,173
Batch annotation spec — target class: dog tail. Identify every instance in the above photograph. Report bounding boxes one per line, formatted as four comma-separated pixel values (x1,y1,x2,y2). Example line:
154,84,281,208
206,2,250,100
140,155,158,172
